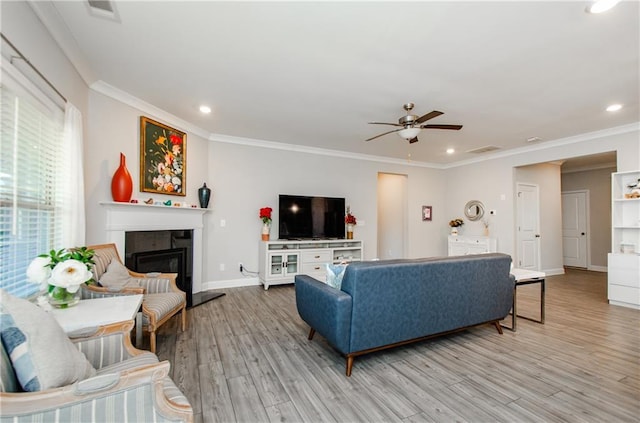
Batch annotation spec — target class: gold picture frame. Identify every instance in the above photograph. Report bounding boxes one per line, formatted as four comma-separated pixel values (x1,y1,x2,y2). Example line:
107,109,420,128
140,116,186,196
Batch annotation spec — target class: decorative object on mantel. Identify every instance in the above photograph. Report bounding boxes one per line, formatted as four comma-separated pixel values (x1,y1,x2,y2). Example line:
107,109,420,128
449,218,464,235
260,207,273,241
111,152,133,202
140,116,186,197
26,247,95,308
144,198,154,204
345,207,357,239
164,200,172,206
198,183,211,208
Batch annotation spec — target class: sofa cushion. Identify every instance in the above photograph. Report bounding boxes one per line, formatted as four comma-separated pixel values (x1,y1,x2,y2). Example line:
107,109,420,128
0,289,96,391
326,264,347,289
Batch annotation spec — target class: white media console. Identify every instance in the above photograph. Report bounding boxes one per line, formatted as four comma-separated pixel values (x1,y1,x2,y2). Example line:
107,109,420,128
258,239,363,290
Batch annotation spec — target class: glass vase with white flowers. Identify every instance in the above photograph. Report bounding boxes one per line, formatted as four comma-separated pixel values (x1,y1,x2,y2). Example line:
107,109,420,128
26,247,95,308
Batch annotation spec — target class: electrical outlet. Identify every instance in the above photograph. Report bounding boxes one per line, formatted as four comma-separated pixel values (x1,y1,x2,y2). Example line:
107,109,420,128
239,262,243,272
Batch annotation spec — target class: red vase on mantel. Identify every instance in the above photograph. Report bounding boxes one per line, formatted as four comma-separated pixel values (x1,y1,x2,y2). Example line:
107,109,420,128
111,152,133,202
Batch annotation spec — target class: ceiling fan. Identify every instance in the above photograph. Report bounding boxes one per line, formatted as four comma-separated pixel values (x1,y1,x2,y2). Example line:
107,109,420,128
366,103,463,144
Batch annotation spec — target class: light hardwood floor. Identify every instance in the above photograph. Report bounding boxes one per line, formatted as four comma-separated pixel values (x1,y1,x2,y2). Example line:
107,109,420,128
153,269,640,423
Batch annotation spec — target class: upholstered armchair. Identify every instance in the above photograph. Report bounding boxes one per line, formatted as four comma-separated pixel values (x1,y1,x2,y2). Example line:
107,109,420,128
83,243,187,353
0,320,193,422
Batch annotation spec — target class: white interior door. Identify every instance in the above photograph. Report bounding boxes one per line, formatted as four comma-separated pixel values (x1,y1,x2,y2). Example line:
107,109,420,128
562,191,588,268
516,183,540,270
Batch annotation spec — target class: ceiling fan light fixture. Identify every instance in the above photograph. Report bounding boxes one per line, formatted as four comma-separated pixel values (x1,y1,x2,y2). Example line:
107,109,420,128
586,0,620,14
398,127,421,140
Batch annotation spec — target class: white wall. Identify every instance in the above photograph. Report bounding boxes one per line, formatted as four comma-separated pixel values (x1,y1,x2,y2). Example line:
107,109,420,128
445,129,639,274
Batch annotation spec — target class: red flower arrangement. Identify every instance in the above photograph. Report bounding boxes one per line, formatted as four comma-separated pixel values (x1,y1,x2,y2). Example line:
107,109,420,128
259,207,273,225
345,208,357,225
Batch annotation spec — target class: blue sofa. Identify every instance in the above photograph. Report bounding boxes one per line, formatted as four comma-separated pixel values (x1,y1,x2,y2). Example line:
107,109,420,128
295,253,515,376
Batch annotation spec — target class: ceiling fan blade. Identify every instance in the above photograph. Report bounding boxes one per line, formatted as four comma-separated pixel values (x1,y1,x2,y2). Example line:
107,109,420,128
368,122,403,127
408,137,419,144
415,110,444,124
421,124,463,130
365,128,402,141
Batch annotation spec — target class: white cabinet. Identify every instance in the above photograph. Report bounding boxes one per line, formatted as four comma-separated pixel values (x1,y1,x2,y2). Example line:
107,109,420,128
608,170,640,309
259,240,363,290
448,235,497,256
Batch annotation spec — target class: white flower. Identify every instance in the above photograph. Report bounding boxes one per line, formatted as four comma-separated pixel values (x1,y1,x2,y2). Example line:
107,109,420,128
26,257,52,285
49,259,92,290
172,176,181,186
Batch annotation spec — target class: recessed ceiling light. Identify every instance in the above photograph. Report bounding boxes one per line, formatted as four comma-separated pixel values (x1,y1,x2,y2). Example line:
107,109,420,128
199,105,211,114
606,104,622,112
446,148,455,154
526,136,542,143
586,0,620,14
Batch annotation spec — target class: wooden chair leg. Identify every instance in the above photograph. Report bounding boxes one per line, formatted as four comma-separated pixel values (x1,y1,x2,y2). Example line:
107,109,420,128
308,328,316,340
150,330,156,353
346,356,354,377
181,306,187,331
493,321,503,334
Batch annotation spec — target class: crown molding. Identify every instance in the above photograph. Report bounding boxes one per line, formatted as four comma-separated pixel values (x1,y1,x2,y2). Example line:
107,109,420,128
90,80,211,139
443,122,640,169
91,78,639,170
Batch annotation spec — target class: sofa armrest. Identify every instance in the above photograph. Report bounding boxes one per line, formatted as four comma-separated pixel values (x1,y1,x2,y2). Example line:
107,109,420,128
0,361,193,422
294,274,352,354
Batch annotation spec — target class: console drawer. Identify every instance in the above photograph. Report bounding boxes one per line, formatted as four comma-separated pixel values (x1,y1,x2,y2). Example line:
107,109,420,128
301,250,331,263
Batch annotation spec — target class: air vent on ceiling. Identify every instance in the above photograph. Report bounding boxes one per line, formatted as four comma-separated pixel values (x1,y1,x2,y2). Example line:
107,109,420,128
88,0,113,13
466,145,501,154
86,0,119,21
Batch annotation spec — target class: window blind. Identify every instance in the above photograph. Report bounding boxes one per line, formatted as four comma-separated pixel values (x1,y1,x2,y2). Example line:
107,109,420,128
0,70,66,298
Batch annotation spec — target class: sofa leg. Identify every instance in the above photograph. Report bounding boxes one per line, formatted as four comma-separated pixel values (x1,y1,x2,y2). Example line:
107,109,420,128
493,321,503,334
346,356,354,377
308,328,316,340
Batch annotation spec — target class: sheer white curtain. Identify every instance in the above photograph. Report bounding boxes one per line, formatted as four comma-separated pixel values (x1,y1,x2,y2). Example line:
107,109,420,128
62,103,86,247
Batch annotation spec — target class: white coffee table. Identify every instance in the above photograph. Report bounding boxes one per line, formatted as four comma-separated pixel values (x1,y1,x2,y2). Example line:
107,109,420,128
50,295,143,342
502,268,546,332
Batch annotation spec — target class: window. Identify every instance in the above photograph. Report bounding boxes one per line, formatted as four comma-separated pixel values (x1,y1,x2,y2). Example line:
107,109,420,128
0,66,67,297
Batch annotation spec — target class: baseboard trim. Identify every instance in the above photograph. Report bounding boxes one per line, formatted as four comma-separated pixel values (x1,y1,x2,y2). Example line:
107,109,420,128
588,265,608,273
200,277,260,292
543,268,566,276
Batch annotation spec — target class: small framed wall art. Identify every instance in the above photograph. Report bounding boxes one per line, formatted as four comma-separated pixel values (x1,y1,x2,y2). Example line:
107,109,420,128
140,116,186,196
422,205,432,221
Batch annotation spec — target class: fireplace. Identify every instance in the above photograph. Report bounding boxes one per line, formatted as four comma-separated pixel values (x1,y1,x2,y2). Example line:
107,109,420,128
100,202,207,297
129,247,191,306
125,230,193,306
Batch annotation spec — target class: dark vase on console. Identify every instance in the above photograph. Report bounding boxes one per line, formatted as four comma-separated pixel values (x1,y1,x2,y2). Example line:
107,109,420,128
111,152,133,202
198,183,211,208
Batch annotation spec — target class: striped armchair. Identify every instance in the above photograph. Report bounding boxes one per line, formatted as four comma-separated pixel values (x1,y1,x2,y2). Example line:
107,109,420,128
83,243,187,353
0,321,193,422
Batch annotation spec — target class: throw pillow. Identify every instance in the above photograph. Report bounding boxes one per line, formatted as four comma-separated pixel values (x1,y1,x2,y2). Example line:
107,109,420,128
0,289,96,391
325,264,348,289
99,260,133,289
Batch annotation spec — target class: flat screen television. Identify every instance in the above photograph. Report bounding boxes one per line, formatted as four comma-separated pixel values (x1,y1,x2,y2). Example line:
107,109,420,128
278,195,345,240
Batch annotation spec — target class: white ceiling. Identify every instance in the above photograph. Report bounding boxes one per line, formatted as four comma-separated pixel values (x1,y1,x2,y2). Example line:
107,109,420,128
36,1,639,165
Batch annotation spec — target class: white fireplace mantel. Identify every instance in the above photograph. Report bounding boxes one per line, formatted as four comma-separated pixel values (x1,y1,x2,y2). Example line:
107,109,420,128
100,202,208,294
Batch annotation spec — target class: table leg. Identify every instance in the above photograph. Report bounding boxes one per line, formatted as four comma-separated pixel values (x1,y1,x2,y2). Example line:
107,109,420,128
512,284,518,332
136,312,143,347
541,279,545,323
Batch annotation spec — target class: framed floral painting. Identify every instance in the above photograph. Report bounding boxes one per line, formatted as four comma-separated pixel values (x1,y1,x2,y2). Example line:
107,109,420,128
140,116,186,196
